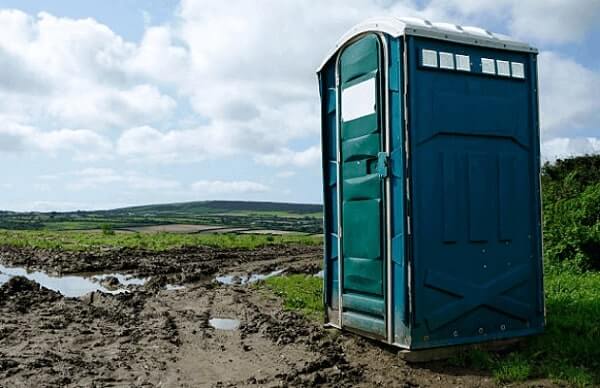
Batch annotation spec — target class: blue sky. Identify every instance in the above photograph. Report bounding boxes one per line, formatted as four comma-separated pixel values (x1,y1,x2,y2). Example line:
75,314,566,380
0,0,598,211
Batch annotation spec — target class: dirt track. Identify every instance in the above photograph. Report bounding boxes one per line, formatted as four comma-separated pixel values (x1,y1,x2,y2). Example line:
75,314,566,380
0,245,555,387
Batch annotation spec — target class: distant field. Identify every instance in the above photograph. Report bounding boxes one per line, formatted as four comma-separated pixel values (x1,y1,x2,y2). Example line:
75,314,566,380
0,200,324,234
121,224,226,233
0,229,322,251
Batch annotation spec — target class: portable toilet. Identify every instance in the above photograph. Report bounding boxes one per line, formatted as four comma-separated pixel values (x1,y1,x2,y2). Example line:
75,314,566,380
316,17,544,350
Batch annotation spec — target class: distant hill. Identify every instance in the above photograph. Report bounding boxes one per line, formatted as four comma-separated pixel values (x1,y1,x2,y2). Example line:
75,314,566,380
0,200,324,233
106,200,323,216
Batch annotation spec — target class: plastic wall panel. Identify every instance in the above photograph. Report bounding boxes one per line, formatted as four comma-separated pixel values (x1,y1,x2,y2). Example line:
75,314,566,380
318,60,339,314
387,37,409,346
406,36,544,349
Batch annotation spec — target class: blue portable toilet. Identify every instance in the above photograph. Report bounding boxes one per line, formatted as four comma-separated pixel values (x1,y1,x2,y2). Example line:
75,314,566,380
317,17,544,350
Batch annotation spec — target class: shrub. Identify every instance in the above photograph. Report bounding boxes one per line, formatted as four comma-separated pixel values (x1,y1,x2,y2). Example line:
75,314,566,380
101,223,115,236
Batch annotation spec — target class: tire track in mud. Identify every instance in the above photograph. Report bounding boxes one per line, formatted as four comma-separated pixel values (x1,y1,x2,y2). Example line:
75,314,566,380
159,279,364,388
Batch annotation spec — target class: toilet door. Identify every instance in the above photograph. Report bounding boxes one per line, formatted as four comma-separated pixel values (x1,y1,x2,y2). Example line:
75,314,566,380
338,33,387,338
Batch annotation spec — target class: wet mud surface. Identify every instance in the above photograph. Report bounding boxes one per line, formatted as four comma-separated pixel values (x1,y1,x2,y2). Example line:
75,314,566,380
0,245,555,387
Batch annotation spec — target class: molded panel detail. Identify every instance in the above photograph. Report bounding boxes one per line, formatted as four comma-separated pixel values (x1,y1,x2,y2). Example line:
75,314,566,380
342,114,379,140
343,293,385,317
442,152,459,243
326,87,337,113
392,234,404,265
342,133,380,162
343,174,380,201
426,92,523,143
424,263,532,330
342,199,381,259
343,311,386,337
498,154,516,241
344,257,383,295
467,153,494,242
340,35,380,84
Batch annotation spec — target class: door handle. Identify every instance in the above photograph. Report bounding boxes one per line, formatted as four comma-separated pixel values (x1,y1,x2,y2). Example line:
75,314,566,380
376,152,389,179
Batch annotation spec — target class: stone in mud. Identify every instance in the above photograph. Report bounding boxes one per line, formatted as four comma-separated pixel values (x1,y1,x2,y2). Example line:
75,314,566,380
99,275,121,289
144,274,167,292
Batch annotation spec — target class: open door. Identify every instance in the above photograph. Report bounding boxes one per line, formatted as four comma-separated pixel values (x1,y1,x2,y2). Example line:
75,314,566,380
338,34,387,338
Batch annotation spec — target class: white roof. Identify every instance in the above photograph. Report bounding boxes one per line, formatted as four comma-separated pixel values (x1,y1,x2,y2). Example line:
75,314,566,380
317,16,537,72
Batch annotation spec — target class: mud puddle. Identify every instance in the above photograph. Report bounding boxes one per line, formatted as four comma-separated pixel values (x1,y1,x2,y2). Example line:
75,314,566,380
209,318,241,330
0,263,146,297
165,284,186,291
215,269,285,285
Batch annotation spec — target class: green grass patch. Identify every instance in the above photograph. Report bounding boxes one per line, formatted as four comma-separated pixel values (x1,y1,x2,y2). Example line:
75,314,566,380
0,229,321,251
450,268,600,386
263,274,323,320
268,267,599,386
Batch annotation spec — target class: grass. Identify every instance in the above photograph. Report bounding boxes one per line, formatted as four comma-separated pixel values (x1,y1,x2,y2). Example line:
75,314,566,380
445,267,600,386
263,274,323,321
0,229,321,251
266,267,599,386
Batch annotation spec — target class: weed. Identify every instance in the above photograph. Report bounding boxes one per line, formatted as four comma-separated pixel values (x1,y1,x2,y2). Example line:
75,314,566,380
263,274,323,321
493,353,531,383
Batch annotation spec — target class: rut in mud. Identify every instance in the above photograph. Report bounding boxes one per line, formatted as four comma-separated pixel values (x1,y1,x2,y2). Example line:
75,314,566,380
0,245,554,387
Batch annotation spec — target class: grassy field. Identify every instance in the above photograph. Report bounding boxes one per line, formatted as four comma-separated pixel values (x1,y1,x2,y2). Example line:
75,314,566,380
0,229,321,251
0,200,323,234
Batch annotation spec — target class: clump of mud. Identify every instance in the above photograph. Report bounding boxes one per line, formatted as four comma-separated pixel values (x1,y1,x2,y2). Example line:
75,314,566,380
0,276,61,313
0,276,180,386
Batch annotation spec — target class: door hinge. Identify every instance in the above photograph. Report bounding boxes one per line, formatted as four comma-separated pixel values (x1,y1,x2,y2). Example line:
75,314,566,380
377,151,389,179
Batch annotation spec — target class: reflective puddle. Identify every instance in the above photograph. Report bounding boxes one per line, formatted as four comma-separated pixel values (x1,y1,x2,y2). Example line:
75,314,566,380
209,318,240,330
0,264,148,298
92,273,149,287
165,284,186,291
215,269,285,285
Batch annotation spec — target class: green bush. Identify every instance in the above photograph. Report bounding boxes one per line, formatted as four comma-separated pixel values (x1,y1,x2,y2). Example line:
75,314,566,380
542,155,600,271
101,223,115,236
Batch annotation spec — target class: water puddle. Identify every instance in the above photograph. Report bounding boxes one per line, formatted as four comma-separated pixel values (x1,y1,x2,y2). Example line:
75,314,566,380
0,264,146,298
215,269,285,285
165,284,186,291
92,273,148,287
209,318,240,330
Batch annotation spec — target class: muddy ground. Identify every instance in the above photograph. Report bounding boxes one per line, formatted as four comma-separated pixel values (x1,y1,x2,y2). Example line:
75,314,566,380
0,245,555,387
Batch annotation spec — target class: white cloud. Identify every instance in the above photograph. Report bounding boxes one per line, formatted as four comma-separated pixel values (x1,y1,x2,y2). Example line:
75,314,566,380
190,180,269,195
0,121,112,160
255,145,321,168
65,167,181,191
0,10,177,130
539,52,600,135
435,0,600,44
276,170,297,178
116,125,239,163
541,137,600,162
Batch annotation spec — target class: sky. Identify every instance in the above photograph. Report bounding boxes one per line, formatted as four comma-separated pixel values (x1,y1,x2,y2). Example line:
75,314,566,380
0,0,599,211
